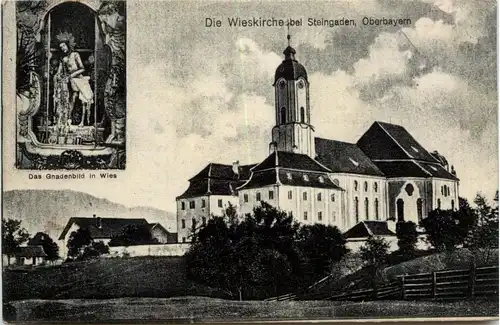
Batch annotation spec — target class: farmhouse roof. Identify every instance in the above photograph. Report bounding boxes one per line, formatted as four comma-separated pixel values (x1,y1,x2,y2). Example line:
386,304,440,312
58,217,149,240
15,245,48,258
344,221,396,239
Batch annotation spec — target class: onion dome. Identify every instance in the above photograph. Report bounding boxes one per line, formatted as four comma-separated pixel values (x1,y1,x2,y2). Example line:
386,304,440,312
274,35,308,85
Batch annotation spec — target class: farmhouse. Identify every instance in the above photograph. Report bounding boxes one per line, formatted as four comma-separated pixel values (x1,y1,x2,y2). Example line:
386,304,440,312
58,215,177,258
176,35,459,245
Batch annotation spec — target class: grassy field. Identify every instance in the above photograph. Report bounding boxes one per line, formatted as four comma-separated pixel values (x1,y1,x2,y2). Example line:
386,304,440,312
8,297,498,322
3,256,224,301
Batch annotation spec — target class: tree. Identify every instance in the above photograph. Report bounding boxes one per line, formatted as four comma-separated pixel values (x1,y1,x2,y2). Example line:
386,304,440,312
31,232,60,261
295,224,348,284
67,228,109,261
359,236,390,290
108,225,158,247
186,202,347,300
420,199,476,252
466,194,499,264
396,221,418,259
2,218,30,265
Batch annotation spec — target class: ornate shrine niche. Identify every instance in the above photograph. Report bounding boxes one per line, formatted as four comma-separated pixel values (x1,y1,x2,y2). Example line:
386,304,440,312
16,0,126,170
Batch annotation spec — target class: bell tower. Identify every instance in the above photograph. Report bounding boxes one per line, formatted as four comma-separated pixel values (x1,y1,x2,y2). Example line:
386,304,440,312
270,33,315,157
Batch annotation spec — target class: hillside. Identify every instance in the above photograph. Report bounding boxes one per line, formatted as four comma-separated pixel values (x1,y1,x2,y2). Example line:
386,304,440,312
3,256,226,301
3,190,177,241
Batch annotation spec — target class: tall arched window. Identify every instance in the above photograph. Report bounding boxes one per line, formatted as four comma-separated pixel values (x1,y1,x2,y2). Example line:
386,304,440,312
364,181,368,192
354,180,358,191
417,198,423,221
300,107,305,123
451,199,455,211
354,197,359,223
280,107,286,124
374,198,379,220
374,182,378,192
364,198,369,220
437,198,441,209
397,199,404,222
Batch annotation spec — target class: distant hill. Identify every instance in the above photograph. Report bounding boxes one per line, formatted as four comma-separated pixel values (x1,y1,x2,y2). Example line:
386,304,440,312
3,190,176,241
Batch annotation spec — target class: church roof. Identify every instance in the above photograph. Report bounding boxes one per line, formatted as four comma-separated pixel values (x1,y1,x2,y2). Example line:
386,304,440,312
373,160,458,180
238,151,342,191
189,163,255,181
357,121,440,163
344,221,395,239
252,151,331,173
315,138,384,176
179,162,256,199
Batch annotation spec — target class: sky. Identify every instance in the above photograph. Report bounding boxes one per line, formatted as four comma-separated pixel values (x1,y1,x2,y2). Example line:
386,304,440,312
4,0,498,213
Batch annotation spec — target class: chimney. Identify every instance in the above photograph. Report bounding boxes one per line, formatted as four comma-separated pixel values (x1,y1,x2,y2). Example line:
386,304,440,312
232,160,240,177
269,141,277,155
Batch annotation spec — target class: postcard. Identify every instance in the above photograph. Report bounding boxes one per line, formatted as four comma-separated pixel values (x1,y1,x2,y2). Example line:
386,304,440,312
2,0,498,323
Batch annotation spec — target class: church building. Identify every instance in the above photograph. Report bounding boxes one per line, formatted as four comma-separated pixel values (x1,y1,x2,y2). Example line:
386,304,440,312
176,36,459,242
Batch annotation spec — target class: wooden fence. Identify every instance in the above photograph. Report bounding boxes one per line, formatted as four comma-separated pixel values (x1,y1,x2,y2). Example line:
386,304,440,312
265,265,498,302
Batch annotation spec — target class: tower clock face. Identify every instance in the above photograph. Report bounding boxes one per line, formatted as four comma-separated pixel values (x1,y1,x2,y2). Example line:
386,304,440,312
279,80,286,89
298,81,304,89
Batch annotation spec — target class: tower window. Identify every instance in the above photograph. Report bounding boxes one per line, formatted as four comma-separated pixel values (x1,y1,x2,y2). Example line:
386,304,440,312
397,199,404,222
451,199,455,211
300,107,305,123
437,198,441,209
354,197,359,223
365,198,369,220
281,107,286,124
375,198,379,220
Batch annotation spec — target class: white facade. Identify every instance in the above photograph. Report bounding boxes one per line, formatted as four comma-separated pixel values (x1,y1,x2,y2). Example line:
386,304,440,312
177,194,238,243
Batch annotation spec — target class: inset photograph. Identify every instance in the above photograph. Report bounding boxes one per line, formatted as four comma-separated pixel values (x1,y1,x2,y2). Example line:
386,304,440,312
15,0,126,169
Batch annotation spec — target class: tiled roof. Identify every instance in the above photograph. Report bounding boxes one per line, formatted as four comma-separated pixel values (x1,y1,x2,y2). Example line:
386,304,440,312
344,221,395,239
179,163,256,199
177,178,246,199
58,217,149,240
374,161,430,178
418,162,459,180
357,121,440,163
278,170,342,189
252,151,331,173
189,163,255,181
315,138,384,176
237,169,278,190
16,245,48,258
